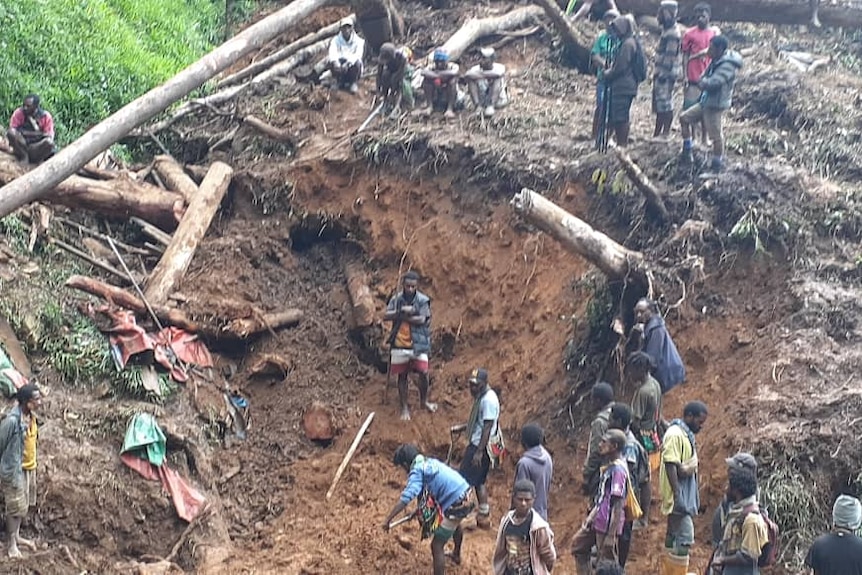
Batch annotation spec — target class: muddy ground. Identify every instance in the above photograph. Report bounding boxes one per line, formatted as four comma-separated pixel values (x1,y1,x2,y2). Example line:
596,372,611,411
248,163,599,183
1,1,861,574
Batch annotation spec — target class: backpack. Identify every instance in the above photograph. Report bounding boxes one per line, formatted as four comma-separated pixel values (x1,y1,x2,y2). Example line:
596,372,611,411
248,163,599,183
740,505,780,567
632,38,648,84
609,463,643,522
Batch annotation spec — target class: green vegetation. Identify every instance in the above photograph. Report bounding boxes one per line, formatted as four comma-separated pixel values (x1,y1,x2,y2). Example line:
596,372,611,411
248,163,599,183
0,0,226,144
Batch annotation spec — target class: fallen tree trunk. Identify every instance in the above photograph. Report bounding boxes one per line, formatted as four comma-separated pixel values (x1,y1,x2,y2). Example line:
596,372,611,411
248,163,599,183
0,153,182,230
533,0,591,70
145,162,233,306
154,155,199,203
217,14,354,89
0,0,333,220
611,144,669,221
441,6,546,61
227,309,304,338
243,115,294,142
616,0,862,28
345,263,376,327
510,188,646,283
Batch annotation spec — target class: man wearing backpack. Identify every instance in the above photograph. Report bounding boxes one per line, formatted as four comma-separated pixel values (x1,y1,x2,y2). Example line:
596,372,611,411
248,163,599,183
602,15,645,147
571,429,629,574
710,465,770,574
382,444,473,575
805,494,862,574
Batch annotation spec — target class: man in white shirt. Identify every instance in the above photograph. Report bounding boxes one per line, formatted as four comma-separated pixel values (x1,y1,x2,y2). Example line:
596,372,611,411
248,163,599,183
464,47,508,117
320,18,365,94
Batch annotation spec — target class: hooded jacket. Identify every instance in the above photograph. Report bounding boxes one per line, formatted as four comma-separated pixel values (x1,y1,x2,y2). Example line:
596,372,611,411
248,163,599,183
699,50,743,110
492,510,557,575
603,16,639,97
514,445,554,521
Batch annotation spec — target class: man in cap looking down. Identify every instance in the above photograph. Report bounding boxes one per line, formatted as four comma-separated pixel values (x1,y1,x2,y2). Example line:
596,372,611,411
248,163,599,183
464,47,509,118
318,18,365,93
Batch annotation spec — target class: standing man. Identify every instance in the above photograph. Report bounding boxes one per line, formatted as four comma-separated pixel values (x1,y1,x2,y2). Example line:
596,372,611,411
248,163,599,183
806,494,862,573
659,401,708,575
7,95,55,164
384,271,436,421
514,423,553,521
609,403,649,568
420,49,460,119
712,453,759,551
464,47,509,118
383,444,473,575
602,15,640,146
583,382,615,497
652,1,682,139
377,43,414,117
0,384,42,558
319,18,365,94
710,463,769,575
679,35,743,175
590,10,621,141
456,368,500,529
681,3,718,145
571,429,629,574
633,298,685,394
492,479,557,575
628,350,663,527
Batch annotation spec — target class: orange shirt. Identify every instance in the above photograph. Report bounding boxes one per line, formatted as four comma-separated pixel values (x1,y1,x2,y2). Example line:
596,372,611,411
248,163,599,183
394,322,412,349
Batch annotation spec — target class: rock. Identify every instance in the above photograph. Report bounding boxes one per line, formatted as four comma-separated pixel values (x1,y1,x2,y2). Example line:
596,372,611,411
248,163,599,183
302,402,335,442
396,535,413,550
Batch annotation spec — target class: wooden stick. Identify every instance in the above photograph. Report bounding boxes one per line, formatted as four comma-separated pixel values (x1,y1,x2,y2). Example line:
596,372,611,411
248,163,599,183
326,412,375,500
611,143,669,221
166,504,212,562
52,239,130,283
55,216,150,255
131,217,173,246
243,115,294,142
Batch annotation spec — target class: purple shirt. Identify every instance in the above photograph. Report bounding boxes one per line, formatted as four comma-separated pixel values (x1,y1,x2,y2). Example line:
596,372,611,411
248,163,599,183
592,462,627,535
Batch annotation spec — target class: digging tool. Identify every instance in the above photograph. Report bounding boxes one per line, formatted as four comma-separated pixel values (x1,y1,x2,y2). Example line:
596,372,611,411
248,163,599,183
107,238,164,332
446,424,465,465
388,510,417,530
357,102,385,134
382,348,393,405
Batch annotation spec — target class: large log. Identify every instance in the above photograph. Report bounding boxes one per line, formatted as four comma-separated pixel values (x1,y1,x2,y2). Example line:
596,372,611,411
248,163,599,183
227,309,304,338
0,153,181,230
441,6,546,61
533,0,591,70
145,162,233,306
217,14,355,89
345,263,376,327
153,155,199,203
510,188,646,282
0,0,333,219
616,0,862,28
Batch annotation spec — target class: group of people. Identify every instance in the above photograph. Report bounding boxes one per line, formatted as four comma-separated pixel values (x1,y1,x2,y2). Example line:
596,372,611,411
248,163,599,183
379,274,862,575
319,18,509,120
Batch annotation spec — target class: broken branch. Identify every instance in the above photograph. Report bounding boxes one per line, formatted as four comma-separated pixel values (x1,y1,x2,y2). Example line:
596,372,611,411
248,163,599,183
440,6,545,61
611,144,669,221
154,155,200,203
326,412,375,500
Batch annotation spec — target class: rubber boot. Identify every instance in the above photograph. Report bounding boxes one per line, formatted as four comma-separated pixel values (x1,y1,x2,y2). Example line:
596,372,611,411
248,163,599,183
615,122,630,146
660,552,690,575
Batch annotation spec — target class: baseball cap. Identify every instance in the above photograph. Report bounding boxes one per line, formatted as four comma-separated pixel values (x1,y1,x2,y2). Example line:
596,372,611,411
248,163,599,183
725,452,757,471
339,17,354,28
479,47,495,59
433,48,449,62
468,368,488,384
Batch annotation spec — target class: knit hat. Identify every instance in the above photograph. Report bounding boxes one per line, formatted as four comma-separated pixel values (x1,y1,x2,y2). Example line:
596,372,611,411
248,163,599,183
725,452,758,472
468,368,488,385
833,495,862,530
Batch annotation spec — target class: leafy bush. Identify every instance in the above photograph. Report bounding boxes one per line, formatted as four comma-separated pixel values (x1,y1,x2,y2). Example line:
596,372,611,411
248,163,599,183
0,0,224,144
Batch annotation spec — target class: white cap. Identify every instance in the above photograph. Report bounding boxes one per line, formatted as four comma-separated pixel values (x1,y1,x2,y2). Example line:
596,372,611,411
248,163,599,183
479,47,495,59
339,17,354,28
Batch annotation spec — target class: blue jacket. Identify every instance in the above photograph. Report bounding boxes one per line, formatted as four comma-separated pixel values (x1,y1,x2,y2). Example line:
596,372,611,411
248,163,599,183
644,315,686,393
0,406,25,485
699,50,743,110
515,446,554,521
399,456,469,513
386,290,432,354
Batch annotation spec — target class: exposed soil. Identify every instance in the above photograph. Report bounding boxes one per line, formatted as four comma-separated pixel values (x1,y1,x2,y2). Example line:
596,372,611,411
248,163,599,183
2,2,861,575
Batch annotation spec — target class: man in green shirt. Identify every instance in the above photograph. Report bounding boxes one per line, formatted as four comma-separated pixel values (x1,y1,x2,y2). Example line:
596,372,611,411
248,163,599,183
590,10,620,141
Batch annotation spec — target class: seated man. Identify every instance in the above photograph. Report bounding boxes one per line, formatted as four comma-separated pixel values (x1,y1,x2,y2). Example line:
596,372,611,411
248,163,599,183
377,43,414,117
420,48,460,119
7,95,55,164
318,18,365,93
464,47,508,118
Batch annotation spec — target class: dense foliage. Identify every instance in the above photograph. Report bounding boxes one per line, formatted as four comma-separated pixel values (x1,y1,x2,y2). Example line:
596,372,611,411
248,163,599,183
0,0,227,144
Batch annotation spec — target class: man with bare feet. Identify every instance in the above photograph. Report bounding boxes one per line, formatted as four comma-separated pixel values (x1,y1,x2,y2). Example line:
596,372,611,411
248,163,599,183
420,49,460,119
384,271,436,421
0,384,43,558
456,368,500,530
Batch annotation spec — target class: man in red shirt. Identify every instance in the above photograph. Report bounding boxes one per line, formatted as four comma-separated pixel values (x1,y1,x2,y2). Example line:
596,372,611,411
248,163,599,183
7,95,55,164
681,3,718,145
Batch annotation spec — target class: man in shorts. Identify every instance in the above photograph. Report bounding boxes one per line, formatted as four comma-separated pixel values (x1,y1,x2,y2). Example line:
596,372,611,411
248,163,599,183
681,3,718,144
0,383,42,558
383,444,473,575
384,271,437,421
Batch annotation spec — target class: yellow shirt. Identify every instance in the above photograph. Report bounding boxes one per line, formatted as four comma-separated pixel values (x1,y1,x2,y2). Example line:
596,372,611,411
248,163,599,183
658,424,693,515
22,414,37,471
722,507,769,559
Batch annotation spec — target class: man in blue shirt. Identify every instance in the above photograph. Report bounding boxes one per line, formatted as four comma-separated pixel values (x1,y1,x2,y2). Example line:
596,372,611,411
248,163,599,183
383,444,472,575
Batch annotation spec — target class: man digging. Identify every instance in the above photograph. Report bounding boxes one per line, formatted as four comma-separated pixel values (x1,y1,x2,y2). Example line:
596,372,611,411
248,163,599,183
384,271,436,421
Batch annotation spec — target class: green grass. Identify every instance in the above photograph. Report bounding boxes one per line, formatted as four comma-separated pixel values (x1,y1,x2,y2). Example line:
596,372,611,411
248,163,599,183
0,0,226,144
